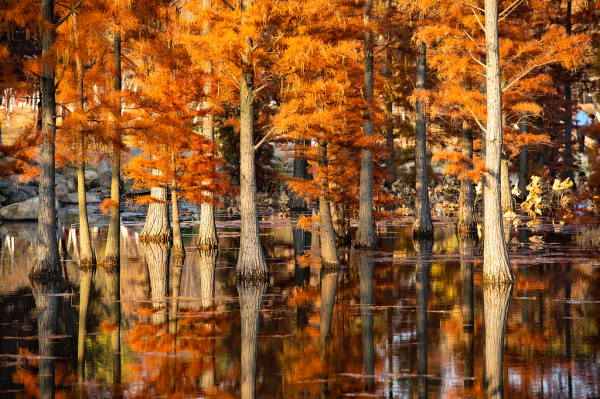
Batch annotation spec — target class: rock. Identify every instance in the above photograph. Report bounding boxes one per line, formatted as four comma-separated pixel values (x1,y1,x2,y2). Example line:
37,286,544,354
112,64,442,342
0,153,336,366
58,192,101,204
0,197,59,220
2,186,17,198
0,194,6,204
278,190,290,207
67,179,77,192
84,170,100,188
9,190,29,204
0,222,39,242
55,173,67,185
0,179,12,189
19,186,38,198
56,183,70,200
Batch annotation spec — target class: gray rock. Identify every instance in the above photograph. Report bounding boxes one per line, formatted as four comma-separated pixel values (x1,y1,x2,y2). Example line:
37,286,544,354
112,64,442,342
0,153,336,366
55,183,70,200
0,197,59,220
9,190,29,204
0,194,6,204
67,179,77,192
0,179,12,189
59,192,101,204
19,186,38,198
55,173,67,185
2,185,17,197
84,170,100,188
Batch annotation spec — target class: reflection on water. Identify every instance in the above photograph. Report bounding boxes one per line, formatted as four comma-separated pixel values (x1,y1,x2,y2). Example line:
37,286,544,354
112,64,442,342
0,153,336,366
1,219,600,398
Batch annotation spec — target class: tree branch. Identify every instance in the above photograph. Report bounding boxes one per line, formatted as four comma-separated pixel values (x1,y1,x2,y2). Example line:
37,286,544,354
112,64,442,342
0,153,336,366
502,60,556,93
55,0,85,27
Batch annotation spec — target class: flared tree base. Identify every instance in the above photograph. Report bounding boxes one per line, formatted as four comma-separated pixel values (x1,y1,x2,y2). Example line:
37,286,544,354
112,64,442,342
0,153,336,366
236,268,271,284
456,223,478,239
412,226,434,240
140,231,172,244
28,265,62,282
335,234,351,248
321,261,340,273
78,258,96,273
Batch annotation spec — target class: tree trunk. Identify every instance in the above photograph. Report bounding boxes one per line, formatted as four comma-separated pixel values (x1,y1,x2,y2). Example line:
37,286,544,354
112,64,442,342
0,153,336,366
518,118,528,202
144,242,170,324
199,249,217,307
31,279,61,399
358,253,375,391
170,256,183,336
457,123,477,237
238,281,268,399
171,176,185,258
289,140,308,211
318,140,339,268
319,268,339,398
483,0,513,284
414,238,432,399
413,43,434,239
331,201,350,247
500,155,513,212
237,62,269,280
104,32,121,266
483,284,513,399
460,236,475,387
32,0,59,278
355,0,377,250
78,268,93,381
141,185,172,242
563,0,575,183
385,42,395,187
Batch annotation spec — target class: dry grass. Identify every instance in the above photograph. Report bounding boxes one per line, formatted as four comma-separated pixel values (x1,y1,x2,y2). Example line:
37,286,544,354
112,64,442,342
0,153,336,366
0,106,36,146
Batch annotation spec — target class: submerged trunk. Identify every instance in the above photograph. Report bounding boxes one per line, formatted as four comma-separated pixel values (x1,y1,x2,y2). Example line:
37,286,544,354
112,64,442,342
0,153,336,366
171,177,185,258
483,284,513,399
31,279,61,399
500,155,513,213
457,123,477,236
355,0,377,250
414,239,432,399
32,0,59,278
460,236,475,387
144,242,170,324
141,185,172,243
104,32,122,266
358,253,375,391
318,140,339,268
78,268,93,381
238,282,268,399
483,0,513,284
413,43,434,239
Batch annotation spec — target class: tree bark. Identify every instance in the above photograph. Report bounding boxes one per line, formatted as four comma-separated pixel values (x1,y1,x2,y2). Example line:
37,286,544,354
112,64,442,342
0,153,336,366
318,140,339,268
32,0,59,278
238,281,268,399
355,0,377,250
358,253,375,391
104,32,122,266
457,123,477,236
483,284,513,399
460,236,475,387
141,184,172,242
31,279,61,399
289,140,308,211
413,43,434,239
78,268,93,381
144,242,170,324
331,201,350,247
518,117,528,202
171,176,185,258
414,238,432,399
500,155,513,212
563,0,575,183
483,0,513,284
385,37,395,187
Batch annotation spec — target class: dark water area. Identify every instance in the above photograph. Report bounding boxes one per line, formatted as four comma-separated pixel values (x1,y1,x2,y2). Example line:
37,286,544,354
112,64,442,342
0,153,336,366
1,211,600,398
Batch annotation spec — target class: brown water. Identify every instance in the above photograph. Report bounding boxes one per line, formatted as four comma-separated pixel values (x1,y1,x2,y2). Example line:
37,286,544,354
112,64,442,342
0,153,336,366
1,212,600,398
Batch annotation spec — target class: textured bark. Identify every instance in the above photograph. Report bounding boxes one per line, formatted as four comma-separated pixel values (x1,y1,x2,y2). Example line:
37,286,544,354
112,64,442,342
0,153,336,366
355,0,377,250
32,0,59,278
31,280,60,399
199,249,217,307
563,0,575,183
483,0,513,283
500,155,513,212
141,185,172,242
293,229,309,290
171,178,185,258
414,239,432,399
331,201,350,247
289,140,309,211
78,268,93,381
319,269,339,398
460,236,475,387
104,32,121,266
318,140,339,268
238,281,268,399
413,43,434,240
106,269,121,385
483,284,513,399
518,116,528,202
385,47,395,186
457,123,477,237
358,253,375,391
144,242,170,324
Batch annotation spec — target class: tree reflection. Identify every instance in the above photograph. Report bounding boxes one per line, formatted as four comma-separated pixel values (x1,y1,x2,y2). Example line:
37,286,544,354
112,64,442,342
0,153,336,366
238,281,268,399
414,238,432,399
358,253,375,391
105,264,122,393
144,242,171,324
77,266,94,382
484,283,513,399
319,268,339,398
459,236,476,387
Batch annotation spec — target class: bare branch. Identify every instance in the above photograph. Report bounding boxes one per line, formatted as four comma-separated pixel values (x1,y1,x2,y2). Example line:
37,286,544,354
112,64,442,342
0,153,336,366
55,0,85,27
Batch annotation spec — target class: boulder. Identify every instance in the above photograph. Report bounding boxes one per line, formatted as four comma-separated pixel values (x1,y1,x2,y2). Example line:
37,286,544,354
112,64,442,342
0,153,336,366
19,186,38,198
67,179,77,192
0,197,59,220
55,183,70,201
0,194,6,204
2,185,17,198
9,190,29,204
58,192,101,204
0,179,12,189
55,173,68,185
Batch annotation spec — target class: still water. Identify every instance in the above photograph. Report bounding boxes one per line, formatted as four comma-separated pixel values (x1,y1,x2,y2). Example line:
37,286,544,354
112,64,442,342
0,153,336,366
1,212,599,398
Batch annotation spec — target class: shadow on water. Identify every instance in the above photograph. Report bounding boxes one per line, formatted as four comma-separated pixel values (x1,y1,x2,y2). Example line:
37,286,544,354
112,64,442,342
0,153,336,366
1,218,600,397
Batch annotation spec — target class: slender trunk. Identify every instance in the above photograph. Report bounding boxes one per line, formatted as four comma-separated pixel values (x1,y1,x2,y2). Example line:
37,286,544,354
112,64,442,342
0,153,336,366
414,239,432,399
564,0,575,183
105,32,121,266
460,236,475,387
319,268,339,398
289,140,308,211
237,59,269,279
106,269,121,386
457,122,476,236
171,171,185,258
518,119,528,203
483,0,513,283
355,0,377,249
144,242,170,324
238,282,268,399
78,268,93,381
358,253,375,391
141,184,172,242
318,140,339,268
170,256,183,335
413,43,434,239
385,38,395,186
483,284,513,399
32,0,59,278
500,155,513,212
32,280,60,399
